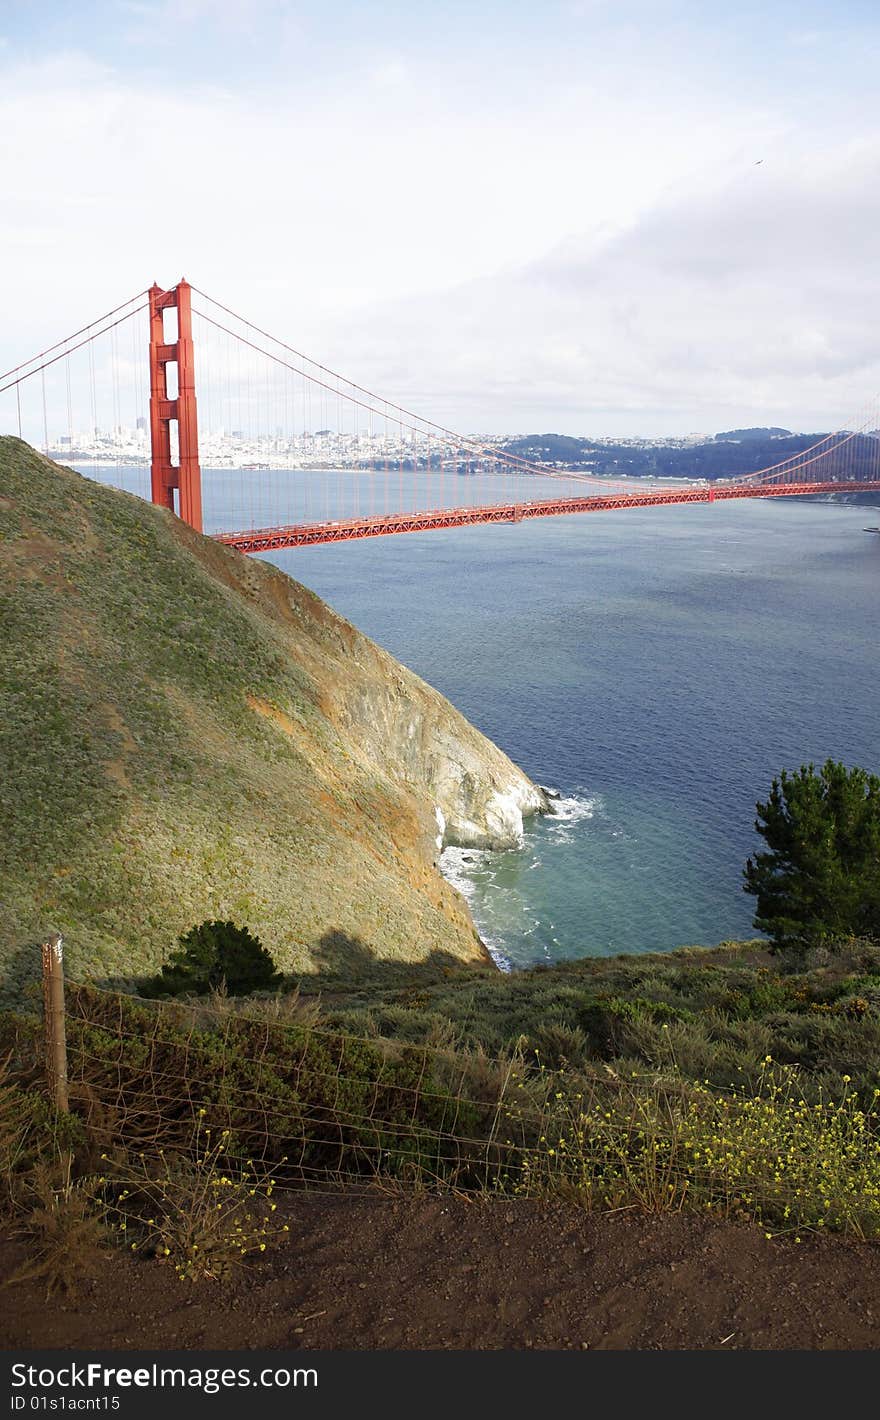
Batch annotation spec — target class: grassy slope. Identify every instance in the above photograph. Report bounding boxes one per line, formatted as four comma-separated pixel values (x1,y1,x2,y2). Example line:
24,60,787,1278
300,937,880,1101
0,439,493,998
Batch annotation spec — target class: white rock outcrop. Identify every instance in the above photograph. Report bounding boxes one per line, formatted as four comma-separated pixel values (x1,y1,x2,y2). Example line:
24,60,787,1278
321,647,549,852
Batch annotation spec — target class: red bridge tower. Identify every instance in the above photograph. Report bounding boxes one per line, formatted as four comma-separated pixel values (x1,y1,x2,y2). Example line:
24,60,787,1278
148,279,202,532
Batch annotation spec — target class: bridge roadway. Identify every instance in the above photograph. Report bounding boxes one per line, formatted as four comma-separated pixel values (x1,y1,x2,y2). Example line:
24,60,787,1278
214,481,876,553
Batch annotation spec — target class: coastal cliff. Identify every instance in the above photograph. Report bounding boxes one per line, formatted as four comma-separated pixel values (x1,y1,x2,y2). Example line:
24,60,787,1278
320,645,548,852
0,439,547,994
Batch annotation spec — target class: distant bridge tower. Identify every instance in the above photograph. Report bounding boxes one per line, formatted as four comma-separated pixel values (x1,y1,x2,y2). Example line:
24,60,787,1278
148,279,202,532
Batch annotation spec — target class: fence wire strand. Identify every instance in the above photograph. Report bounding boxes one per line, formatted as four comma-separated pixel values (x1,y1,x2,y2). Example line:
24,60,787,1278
15,980,862,1235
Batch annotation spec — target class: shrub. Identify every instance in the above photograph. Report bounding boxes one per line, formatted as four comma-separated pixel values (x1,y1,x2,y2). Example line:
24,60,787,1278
98,1116,288,1282
147,920,281,997
513,1065,880,1237
744,761,880,954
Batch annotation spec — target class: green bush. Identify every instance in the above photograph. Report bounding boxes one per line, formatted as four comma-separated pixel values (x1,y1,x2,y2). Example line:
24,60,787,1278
146,920,281,998
744,761,880,954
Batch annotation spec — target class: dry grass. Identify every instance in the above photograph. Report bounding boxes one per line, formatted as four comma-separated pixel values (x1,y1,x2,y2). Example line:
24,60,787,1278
5,1162,107,1298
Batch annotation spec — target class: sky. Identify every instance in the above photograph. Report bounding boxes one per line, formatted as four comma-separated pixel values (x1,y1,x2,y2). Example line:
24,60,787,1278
2,0,880,436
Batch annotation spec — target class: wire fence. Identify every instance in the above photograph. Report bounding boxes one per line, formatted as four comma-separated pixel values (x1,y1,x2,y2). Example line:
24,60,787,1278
59,980,567,1192
7,949,880,1240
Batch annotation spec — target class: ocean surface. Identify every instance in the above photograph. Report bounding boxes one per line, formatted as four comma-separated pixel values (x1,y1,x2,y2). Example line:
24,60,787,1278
83,463,879,967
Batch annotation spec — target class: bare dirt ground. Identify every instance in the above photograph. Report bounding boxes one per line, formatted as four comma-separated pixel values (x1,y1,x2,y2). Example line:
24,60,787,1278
2,1193,879,1351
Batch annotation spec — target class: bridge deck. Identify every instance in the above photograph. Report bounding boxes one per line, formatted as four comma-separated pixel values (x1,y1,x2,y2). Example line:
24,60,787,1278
213,481,876,553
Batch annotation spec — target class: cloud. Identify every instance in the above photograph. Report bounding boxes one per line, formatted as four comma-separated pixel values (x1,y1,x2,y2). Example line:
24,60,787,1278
0,43,741,341
367,55,413,92
328,139,880,435
2,8,880,438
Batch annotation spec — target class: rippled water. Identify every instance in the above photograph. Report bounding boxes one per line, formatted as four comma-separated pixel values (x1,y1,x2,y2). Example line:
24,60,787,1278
269,494,878,965
84,465,880,966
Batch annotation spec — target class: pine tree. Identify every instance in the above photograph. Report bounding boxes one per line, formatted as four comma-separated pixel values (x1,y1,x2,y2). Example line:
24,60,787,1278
151,920,281,996
743,760,880,953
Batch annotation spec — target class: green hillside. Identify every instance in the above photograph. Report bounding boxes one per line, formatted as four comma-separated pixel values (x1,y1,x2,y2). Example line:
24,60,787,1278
0,439,510,999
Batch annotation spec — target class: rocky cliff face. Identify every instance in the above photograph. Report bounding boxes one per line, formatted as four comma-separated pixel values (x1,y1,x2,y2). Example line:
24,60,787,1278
318,643,549,854
0,439,547,996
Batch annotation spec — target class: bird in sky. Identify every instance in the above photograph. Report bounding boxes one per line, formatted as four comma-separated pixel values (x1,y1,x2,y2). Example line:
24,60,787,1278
754,159,763,164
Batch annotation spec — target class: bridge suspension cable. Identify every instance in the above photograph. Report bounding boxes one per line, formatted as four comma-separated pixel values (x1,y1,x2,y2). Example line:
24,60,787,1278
189,285,639,493
3,276,880,550
190,285,545,475
0,289,151,502
738,401,880,485
0,291,150,394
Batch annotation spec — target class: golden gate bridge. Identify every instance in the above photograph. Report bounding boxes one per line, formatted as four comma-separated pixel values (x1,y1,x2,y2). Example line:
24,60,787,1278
2,278,879,553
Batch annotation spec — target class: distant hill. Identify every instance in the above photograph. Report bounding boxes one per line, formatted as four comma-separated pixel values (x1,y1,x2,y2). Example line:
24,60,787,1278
713,427,792,442
0,440,547,998
505,434,594,463
500,429,880,481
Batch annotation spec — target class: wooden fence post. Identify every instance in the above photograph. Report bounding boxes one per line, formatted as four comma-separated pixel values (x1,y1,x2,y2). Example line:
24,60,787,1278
41,931,69,1113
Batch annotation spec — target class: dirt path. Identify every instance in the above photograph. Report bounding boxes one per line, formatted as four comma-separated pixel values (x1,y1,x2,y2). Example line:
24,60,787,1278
2,1194,879,1351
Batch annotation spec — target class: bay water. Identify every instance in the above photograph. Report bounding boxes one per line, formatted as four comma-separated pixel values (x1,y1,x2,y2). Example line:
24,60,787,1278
266,492,879,967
